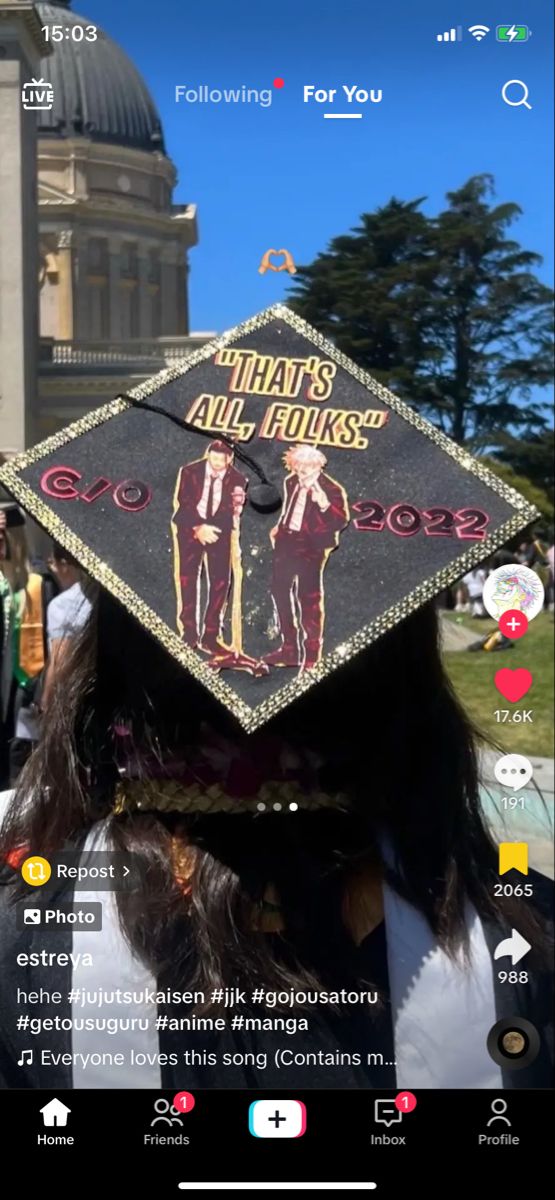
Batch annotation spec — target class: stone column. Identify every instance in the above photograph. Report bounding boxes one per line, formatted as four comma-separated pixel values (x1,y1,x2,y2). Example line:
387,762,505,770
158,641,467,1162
107,234,121,341
0,2,51,452
56,229,74,340
72,230,89,339
160,246,179,336
177,254,188,333
138,243,151,338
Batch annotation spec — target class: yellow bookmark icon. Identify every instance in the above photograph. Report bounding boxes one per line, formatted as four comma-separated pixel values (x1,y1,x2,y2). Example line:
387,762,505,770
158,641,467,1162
499,843,529,876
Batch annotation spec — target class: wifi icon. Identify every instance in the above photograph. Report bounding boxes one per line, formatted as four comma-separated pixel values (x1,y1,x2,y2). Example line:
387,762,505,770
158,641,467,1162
468,24,491,41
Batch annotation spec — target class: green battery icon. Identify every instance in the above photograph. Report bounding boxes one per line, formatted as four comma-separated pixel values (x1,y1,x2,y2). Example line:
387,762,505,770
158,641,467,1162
496,24,529,42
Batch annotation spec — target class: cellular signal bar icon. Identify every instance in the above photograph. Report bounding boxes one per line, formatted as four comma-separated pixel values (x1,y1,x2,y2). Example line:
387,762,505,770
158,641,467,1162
437,27,462,43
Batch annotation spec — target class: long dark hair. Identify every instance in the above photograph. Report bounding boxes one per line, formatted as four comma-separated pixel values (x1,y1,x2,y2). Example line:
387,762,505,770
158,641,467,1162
0,591,545,998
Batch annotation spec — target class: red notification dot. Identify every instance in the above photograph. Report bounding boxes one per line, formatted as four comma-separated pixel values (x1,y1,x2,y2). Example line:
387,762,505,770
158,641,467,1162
173,1090,196,1114
273,77,285,88
395,1091,417,1113
499,609,529,640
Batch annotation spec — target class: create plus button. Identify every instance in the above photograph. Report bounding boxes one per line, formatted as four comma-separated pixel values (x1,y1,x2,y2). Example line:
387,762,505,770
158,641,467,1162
248,1100,307,1138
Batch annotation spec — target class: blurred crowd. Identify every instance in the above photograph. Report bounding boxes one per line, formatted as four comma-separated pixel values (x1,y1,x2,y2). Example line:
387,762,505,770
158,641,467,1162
0,503,91,790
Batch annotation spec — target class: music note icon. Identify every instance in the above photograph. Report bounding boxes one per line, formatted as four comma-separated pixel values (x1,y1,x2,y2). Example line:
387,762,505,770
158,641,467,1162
18,1049,33,1066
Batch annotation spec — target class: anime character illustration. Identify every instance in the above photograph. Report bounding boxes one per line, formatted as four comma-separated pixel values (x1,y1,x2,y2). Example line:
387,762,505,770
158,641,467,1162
172,440,266,674
483,566,545,620
264,444,349,671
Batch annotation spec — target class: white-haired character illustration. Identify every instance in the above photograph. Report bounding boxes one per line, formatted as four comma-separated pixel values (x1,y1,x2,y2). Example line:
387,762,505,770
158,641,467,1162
264,444,349,671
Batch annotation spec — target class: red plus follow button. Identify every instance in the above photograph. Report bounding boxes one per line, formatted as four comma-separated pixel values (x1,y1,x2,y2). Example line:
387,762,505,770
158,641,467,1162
499,609,529,640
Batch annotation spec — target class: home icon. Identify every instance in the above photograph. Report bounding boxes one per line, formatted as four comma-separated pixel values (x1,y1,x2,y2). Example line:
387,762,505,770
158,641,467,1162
40,1097,71,1127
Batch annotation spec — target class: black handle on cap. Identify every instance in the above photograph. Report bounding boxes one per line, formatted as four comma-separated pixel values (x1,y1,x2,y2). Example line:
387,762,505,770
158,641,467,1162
247,482,282,512
116,395,282,514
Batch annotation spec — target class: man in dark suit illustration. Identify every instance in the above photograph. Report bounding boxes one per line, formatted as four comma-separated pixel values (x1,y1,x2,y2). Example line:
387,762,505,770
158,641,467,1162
265,444,349,671
172,441,247,655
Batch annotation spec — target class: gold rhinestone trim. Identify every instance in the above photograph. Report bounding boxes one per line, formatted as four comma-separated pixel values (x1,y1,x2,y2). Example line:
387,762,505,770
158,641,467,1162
113,778,350,814
0,304,539,733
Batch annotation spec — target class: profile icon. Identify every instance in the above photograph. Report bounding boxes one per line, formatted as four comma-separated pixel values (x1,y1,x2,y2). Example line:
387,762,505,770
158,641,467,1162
486,1098,511,1127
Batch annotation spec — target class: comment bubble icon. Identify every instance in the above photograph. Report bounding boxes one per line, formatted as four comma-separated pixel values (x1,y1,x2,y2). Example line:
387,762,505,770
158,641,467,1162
494,754,533,792
374,1098,403,1128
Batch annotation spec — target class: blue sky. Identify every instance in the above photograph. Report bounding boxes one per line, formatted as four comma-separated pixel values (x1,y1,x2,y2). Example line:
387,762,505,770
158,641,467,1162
76,0,553,334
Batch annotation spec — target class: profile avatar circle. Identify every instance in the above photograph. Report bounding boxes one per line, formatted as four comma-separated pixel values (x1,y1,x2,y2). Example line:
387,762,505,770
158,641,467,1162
487,1017,540,1070
483,564,545,623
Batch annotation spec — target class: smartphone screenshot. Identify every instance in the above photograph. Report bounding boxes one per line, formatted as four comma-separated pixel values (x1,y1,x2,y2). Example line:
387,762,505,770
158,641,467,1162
0,0,553,1192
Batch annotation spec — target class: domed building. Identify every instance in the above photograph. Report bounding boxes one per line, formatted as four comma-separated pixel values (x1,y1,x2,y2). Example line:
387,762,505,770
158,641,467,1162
34,0,206,437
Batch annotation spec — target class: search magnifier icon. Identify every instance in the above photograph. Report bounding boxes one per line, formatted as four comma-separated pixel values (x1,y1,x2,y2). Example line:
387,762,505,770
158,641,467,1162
502,79,532,109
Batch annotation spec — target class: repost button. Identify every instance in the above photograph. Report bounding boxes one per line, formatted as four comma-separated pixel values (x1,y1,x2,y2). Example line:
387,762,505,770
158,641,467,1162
21,851,140,893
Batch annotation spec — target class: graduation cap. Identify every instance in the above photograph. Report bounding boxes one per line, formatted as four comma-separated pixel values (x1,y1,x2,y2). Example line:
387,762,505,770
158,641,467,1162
0,305,537,732
0,501,26,528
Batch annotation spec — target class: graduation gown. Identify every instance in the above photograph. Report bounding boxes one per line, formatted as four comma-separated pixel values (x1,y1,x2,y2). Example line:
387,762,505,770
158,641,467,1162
0,798,552,1091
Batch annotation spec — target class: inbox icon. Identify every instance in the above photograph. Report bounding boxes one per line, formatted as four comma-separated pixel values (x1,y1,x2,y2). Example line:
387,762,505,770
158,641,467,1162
249,1100,306,1138
374,1098,403,1128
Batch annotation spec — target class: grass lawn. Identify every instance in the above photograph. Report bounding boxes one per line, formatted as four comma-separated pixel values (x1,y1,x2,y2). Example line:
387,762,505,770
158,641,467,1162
442,611,554,757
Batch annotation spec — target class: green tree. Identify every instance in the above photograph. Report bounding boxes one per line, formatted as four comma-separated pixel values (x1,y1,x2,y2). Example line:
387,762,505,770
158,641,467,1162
482,457,554,526
289,175,554,445
493,429,555,508
287,197,434,389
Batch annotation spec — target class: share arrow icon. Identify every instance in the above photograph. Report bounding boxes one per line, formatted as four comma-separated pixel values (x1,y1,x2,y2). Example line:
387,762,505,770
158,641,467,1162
494,929,532,966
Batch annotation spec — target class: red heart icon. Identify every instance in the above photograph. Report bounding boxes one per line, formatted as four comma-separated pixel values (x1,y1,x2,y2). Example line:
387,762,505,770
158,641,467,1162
494,668,533,702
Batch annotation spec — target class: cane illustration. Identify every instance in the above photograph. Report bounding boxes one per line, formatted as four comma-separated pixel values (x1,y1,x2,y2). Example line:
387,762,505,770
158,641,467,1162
229,488,245,655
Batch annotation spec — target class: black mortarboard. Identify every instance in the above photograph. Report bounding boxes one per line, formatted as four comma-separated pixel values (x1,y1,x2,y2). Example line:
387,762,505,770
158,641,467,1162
0,502,26,528
0,305,537,731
